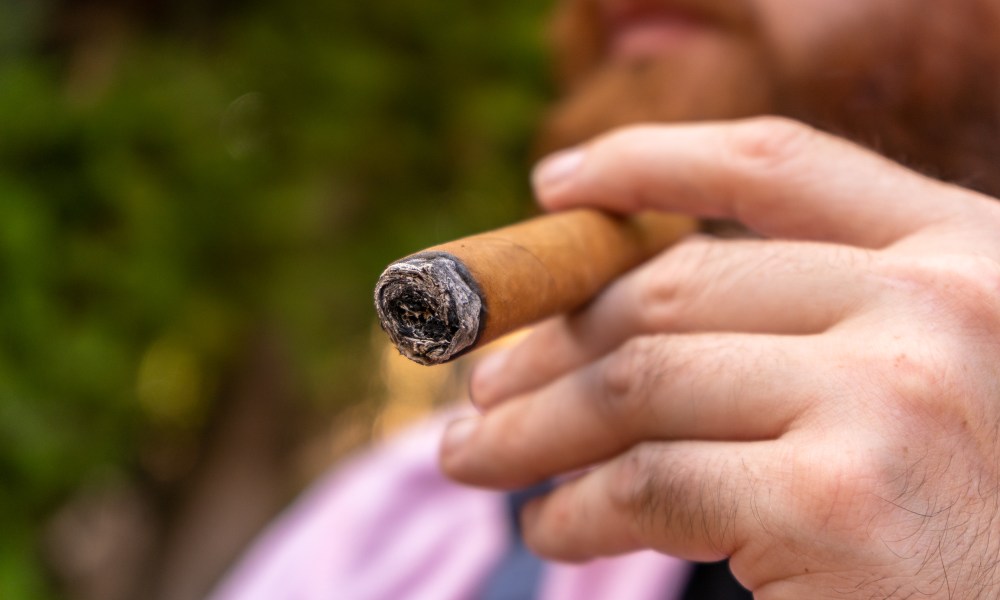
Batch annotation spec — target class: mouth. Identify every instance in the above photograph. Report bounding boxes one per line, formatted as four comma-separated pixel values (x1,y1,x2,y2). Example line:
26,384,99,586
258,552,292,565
599,0,735,61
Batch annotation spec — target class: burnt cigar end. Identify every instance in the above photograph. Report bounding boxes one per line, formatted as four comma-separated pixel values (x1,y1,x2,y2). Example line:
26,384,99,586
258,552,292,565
374,252,484,365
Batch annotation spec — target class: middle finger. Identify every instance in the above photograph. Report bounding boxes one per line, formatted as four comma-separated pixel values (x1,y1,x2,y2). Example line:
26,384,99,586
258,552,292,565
472,236,876,408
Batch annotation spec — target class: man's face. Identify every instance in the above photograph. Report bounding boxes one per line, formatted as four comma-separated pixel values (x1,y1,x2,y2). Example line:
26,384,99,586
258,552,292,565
541,0,1000,192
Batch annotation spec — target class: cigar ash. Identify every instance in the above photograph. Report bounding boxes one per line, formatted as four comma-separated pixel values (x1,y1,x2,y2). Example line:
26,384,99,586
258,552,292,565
374,252,484,365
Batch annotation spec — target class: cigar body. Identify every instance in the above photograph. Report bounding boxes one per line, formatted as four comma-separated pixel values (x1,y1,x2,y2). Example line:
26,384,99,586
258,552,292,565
374,209,695,365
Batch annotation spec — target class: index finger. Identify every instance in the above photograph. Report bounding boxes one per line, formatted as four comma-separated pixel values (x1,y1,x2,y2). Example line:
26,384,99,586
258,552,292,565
533,117,971,248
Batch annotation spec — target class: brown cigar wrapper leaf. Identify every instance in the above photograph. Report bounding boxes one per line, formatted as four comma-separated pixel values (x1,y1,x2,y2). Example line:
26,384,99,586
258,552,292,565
374,209,696,365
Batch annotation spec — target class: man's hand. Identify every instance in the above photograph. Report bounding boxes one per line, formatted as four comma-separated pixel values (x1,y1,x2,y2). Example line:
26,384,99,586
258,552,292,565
439,117,1000,598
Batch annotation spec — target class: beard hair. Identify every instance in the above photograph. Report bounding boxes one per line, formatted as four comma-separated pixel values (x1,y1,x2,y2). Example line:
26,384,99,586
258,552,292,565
537,47,775,155
774,4,1000,198
539,1,1000,198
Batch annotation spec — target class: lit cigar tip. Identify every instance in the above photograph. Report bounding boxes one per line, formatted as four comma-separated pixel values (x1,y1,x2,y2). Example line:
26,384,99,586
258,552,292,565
374,252,484,366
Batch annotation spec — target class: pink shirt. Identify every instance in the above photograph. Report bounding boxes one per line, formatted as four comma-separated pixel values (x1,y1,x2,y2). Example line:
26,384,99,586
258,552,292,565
211,411,690,599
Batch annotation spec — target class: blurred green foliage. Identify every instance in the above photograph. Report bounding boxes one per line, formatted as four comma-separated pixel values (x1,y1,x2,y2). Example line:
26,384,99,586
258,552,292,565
0,0,549,596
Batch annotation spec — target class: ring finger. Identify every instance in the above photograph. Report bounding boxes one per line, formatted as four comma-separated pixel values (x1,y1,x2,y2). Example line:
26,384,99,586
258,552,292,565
472,236,877,408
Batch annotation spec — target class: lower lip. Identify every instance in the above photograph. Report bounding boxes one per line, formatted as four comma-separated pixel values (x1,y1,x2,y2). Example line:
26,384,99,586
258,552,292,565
609,16,711,60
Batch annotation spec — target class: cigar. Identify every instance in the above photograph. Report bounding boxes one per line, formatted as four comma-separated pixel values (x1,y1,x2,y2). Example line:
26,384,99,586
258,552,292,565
374,209,696,365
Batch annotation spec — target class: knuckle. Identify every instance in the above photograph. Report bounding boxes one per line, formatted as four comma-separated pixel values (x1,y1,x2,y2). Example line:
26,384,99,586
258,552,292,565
878,348,951,411
726,116,817,172
609,445,677,538
635,236,733,332
598,337,659,421
785,446,882,538
838,329,959,429
877,254,1000,332
636,237,717,330
610,445,740,556
873,256,1000,427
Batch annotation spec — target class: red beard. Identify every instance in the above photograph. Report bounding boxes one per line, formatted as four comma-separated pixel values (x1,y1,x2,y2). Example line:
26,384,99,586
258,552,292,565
539,0,1000,198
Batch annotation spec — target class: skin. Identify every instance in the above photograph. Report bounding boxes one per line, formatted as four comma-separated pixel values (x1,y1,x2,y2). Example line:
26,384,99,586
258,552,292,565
442,1,1000,597
540,0,1000,195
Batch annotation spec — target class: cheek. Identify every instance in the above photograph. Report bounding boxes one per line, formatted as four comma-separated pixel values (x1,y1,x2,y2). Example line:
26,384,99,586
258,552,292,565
549,0,606,86
755,0,909,75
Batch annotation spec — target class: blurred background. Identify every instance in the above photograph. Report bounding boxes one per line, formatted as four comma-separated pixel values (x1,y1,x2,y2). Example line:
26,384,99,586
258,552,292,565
0,1,549,598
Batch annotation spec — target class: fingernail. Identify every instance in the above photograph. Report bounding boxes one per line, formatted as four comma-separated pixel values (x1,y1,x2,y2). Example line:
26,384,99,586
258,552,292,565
532,147,584,192
470,349,509,410
442,417,479,453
